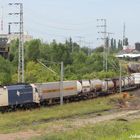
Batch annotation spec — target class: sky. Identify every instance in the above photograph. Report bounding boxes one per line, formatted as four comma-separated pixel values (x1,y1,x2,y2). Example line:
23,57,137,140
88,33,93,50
0,0,140,48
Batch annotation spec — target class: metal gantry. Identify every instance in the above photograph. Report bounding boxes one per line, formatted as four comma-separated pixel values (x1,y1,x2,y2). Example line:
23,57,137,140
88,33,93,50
97,19,107,71
9,3,24,83
97,19,114,72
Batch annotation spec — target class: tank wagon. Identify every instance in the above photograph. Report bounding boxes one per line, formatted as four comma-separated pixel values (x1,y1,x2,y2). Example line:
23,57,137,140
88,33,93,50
131,73,140,88
90,79,102,92
34,81,82,104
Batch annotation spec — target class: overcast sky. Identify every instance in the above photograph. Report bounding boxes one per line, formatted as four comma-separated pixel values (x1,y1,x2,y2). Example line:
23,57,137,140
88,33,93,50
0,0,140,48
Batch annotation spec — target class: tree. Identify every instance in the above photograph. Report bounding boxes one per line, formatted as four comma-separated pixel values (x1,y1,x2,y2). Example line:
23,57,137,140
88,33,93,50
26,39,41,61
25,61,59,83
0,56,14,85
113,39,116,50
39,43,51,61
94,46,104,53
65,37,73,53
118,40,123,50
9,39,19,64
111,38,114,50
110,38,117,52
123,37,129,46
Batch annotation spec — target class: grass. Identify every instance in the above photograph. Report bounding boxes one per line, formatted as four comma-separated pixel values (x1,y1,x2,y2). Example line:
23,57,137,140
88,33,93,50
0,95,114,133
32,119,140,140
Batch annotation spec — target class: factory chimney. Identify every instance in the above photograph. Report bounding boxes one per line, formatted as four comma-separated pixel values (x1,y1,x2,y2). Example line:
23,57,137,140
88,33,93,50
8,24,11,34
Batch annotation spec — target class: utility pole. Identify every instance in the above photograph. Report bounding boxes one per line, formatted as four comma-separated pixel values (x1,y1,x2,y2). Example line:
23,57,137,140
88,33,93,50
119,63,122,93
9,3,24,83
76,36,84,51
60,61,64,105
97,19,107,71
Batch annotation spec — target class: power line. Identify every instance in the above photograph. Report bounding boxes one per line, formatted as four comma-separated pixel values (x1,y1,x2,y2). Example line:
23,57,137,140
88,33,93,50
24,15,94,32
25,20,95,45
24,7,95,26
27,25,69,39
9,2,24,83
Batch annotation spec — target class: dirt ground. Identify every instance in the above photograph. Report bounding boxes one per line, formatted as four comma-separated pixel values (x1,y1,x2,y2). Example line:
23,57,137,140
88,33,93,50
0,130,40,140
0,89,140,140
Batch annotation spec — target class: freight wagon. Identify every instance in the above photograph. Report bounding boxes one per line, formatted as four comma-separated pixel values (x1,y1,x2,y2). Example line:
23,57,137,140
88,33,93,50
33,81,82,104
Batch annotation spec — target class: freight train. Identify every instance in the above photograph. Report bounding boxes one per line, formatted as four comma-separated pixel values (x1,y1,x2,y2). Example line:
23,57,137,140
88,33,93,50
0,73,140,111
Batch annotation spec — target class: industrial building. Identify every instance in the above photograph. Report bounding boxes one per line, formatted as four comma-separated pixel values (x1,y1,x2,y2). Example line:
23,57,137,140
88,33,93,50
0,34,9,58
0,33,33,59
135,42,140,51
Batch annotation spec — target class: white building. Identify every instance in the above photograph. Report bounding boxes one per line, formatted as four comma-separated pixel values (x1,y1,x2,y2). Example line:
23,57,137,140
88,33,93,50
116,54,140,58
0,32,33,43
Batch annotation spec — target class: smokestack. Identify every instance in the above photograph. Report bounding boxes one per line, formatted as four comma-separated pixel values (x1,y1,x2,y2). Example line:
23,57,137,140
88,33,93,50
8,24,11,34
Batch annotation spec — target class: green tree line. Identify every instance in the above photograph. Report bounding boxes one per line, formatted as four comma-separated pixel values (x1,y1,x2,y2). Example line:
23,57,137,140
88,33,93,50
0,38,121,85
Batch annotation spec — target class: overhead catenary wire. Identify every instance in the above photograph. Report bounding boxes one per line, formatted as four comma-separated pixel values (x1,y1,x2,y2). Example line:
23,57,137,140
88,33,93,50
27,25,69,39
27,24,95,47
24,15,95,32
24,7,96,26
7,3,96,47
